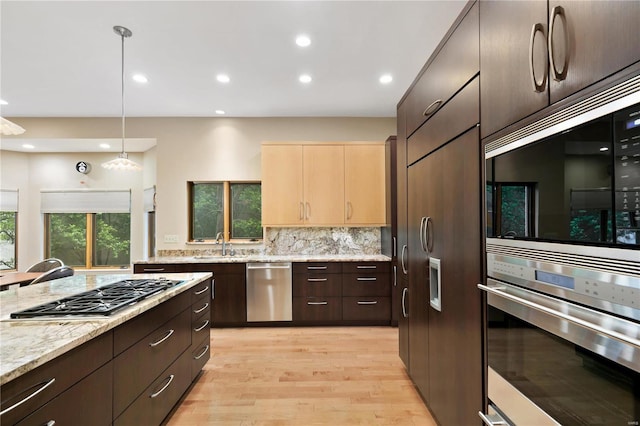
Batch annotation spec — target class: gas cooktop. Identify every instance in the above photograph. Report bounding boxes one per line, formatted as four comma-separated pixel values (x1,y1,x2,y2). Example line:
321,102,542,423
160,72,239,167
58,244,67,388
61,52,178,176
10,278,183,319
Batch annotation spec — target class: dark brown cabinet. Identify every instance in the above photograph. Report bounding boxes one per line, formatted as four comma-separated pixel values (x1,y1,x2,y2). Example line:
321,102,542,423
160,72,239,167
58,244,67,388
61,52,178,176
293,262,343,323
342,262,391,323
189,279,211,380
396,101,410,369
480,0,640,138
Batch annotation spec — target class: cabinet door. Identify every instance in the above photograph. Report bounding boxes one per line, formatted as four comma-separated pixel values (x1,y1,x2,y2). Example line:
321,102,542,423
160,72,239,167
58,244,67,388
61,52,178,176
397,101,410,368
480,0,549,138
261,144,304,226
303,145,344,225
211,273,247,326
548,1,640,103
344,144,386,225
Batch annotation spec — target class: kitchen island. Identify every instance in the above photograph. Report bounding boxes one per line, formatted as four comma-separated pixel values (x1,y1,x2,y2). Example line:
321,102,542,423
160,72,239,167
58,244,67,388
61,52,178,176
0,272,212,425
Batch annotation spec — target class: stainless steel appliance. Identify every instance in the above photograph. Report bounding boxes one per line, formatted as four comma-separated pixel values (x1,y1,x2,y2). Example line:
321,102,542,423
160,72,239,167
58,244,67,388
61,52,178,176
10,278,183,318
246,262,292,322
480,75,640,425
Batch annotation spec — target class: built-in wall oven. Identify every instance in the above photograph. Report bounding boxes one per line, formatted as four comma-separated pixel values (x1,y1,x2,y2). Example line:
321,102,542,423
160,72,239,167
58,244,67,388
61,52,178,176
479,74,640,425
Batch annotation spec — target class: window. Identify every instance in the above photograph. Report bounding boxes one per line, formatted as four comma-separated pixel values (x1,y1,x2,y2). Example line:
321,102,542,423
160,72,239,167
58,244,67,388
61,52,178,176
41,189,131,269
0,189,18,270
189,182,262,241
494,183,535,238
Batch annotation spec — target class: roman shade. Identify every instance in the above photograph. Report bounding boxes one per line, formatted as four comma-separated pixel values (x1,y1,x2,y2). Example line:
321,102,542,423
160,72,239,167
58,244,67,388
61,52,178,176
143,186,155,212
41,189,131,213
0,189,18,212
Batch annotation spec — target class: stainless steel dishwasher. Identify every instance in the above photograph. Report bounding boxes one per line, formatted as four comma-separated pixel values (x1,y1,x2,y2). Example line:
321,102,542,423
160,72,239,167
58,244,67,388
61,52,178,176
246,262,292,322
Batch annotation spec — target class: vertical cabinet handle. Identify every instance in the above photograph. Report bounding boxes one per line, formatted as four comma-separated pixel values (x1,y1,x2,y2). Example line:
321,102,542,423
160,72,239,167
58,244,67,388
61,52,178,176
346,201,353,220
400,245,408,275
419,217,427,252
528,23,548,92
392,236,397,257
211,279,215,300
305,202,310,220
299,202,304,220
425,217,434,254
549,5,568,82
393,265,397,287
401,287,408,318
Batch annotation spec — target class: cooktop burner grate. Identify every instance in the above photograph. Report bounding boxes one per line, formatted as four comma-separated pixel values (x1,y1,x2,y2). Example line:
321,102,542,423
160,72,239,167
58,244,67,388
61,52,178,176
10,278,183,318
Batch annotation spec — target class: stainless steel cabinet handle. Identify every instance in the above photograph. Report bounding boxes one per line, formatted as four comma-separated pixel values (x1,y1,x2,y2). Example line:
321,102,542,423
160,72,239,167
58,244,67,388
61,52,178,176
0,378,56,416
307,278,328,282
422,99,442,116
401,287,408,318
393,265,397,287
425,217,434,253
400,245,408,275
46,421,56,426
357,301,378,305
212,279,215,300
194,285,209,296
305,202,310,220
149,329,174,347
299,202,304,220
356,265,376,269
478,411,508,426
392,236,397,257
307,266,327,270
150,375,174,398
143,268,165,272
356,277,377,281
346,201,353,220
549,5,568,81
194,319,210,332
419,217,427,252
193,302,209,314
529,23,548,92
307,301,328,305
194,345,210,360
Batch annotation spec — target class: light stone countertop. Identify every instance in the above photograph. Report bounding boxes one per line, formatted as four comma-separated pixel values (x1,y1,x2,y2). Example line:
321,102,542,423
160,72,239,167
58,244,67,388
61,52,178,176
135,253,392,264
0,272,211,385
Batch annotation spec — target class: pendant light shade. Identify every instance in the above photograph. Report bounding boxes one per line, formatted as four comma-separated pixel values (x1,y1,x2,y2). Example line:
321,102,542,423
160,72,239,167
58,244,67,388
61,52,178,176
102,25,141,171
0,117,26,135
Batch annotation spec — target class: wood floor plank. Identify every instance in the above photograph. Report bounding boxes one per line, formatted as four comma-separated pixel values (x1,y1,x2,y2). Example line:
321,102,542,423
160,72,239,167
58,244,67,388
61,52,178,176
166,327,435,426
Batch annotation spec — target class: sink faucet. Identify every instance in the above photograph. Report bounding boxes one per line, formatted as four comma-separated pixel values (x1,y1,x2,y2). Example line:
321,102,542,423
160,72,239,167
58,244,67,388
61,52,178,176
215,232,227,256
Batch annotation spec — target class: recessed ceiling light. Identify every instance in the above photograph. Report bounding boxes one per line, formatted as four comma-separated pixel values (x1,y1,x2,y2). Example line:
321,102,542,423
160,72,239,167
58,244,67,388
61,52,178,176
23,144,35,149
0,99,7,105
215,110,225,115
296,35,311,47
132,74,148,83
216,74,230,83
299,74,312,84
379,74,393,84
100,143,111,149
599,147,609,152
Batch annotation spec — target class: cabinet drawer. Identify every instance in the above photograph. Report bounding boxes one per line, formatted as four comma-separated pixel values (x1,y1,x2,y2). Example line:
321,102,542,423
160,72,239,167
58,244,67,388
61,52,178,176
133,264,179,273
192,308,211,344
342,274,390,297
191,279,212,305
190,334,211,381
188,263,245,274
113,308,191,418
341,261,390,274
405,2,479,136
0,331,113,426
16,362,113,426
342,297,391,321
293,262,342,274
114,349,191,426
293,273,342,297
292,297,342,322
191,297,211,322
407,76,479,164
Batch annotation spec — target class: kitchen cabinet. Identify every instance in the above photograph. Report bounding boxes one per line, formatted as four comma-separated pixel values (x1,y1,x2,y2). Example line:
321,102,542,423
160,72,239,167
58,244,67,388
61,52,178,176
342,262,391,322
188,263,246,326
262,142,386,226
380,136,398,325
292,262,343,323
189,279,211,380
480,0,640,138
344,144,386,225
396,102,409,367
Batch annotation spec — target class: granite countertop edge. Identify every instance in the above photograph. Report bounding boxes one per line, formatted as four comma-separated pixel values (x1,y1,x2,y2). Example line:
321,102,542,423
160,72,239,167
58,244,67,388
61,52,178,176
135,254,392,264
0,272,211,385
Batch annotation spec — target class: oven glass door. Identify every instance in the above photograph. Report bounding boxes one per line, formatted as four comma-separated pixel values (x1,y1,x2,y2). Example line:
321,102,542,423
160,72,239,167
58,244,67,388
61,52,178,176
483,281,640,425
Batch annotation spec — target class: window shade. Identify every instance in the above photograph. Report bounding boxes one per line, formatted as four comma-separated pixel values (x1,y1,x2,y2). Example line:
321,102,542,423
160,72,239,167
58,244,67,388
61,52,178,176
41,190,131,213
143,186,156,212
0,189,18,212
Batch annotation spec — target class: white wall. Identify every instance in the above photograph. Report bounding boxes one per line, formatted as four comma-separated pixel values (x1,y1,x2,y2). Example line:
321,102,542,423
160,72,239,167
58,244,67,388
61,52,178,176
2,116,395,265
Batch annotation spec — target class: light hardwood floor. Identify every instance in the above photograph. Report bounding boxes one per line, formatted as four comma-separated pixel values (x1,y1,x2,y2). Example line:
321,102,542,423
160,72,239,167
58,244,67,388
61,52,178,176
166,327,436,426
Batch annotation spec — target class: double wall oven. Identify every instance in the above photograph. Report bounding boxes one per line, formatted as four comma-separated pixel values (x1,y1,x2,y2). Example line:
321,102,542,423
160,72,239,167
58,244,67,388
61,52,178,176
480,75,640,425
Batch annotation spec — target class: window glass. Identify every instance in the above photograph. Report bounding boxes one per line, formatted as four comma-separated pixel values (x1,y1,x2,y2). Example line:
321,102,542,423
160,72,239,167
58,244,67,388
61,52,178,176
0,211,17,270
230,183,262,240
93,213,131,267
191,183,224,240
500,185,530,237
48,213,87,266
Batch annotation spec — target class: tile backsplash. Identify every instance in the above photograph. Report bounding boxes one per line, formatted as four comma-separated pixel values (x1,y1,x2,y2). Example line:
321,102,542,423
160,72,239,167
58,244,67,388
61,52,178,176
264,227,381,255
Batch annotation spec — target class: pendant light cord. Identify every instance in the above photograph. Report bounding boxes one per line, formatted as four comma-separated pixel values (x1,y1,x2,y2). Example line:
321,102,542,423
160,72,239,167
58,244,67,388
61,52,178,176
120,29,126,155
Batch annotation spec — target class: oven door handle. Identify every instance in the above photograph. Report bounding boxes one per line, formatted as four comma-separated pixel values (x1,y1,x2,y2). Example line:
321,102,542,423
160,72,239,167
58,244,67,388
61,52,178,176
478,411,508,426
478,283,640,349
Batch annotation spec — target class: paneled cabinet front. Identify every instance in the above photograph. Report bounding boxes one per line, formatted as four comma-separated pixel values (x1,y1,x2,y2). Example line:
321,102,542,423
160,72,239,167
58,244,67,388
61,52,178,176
342,262,391,322
344,144,386,225
292,262,343,323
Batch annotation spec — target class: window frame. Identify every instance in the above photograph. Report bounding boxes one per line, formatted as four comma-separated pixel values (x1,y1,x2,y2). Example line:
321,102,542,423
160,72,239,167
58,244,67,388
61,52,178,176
188,181,262,242
0,211,18,271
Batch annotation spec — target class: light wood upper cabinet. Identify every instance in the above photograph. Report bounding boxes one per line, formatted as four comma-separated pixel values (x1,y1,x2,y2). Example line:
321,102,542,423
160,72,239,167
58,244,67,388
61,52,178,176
261,142,385,227
345,144,386,225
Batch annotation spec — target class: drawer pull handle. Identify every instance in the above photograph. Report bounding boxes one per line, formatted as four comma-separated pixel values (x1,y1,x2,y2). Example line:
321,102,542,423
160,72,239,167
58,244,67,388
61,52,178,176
193,302,209,315
194,320,210,332
356,277,377,281
307,301,328,305
143,268,166,272
150,375,174,398
307,278,328,282
0,378,56,416
357,301,378,305
356,265,376,269
46,421,56,426
307,266,327,270
194,345,210,360
422,99,442,116
194,286,209,296
149,329,174,347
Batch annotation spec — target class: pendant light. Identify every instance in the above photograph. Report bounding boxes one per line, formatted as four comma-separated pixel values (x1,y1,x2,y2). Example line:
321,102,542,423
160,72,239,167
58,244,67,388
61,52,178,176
102,25,142,171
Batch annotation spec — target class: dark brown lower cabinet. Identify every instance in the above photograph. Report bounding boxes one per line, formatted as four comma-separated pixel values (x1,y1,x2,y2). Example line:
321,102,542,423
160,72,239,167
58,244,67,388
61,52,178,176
293,296,342,322
342,297,390,321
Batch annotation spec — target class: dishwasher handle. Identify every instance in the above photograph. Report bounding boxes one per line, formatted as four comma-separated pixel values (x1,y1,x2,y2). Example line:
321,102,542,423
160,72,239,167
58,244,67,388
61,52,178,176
246,264,291,270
